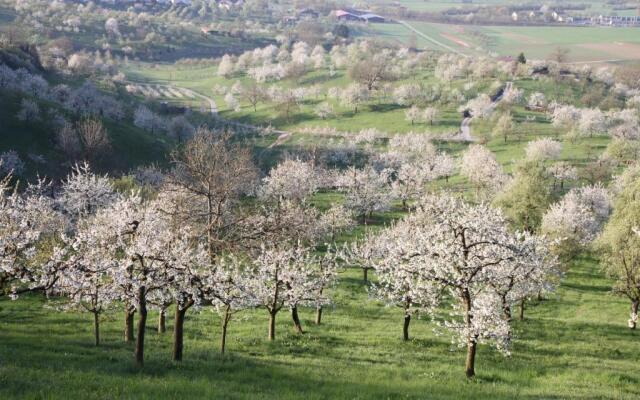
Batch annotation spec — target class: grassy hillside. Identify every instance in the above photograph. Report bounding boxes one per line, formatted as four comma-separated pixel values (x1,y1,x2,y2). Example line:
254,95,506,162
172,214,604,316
0,255,638,399
0,90,171,179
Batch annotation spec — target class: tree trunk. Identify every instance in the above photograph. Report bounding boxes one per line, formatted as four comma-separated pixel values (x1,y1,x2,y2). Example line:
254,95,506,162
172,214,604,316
363,268,368,282
135,288,147,367
93,312,100,347
403,313,411,341
158,309,166,334
291,306,304,334
173,306,187,361
503,304,512,322
221,306,231,355
124,309,135,342
465,339,477,378
519,298,525,321
630,300,639,330
268,311,277,341
315,306,323,325
503,298,512,343
462,289,476,378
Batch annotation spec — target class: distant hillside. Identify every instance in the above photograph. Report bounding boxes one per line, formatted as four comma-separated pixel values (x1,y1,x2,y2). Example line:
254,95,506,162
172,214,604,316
0,48,172,180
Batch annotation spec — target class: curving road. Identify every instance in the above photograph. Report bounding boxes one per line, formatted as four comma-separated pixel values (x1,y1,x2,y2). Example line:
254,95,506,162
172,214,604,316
458,117,474,142
453,82,513,142
178,86,218,115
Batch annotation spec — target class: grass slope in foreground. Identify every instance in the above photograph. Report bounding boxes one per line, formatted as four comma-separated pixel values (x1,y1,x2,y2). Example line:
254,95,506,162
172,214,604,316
0,255,638,399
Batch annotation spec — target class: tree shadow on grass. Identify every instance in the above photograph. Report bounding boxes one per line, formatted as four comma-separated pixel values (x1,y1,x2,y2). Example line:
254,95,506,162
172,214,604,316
368,103,403,113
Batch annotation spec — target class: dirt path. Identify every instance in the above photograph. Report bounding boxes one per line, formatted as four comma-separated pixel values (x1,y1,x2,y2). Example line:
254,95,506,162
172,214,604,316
268,132,291,148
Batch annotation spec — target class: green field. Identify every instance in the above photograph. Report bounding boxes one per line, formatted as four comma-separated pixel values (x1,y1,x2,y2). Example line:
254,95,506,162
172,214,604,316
369,21,640,62
378,0,640,15
1,254,638,399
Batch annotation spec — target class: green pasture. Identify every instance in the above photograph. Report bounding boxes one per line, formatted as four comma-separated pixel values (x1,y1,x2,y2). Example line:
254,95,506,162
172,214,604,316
1,254,638,399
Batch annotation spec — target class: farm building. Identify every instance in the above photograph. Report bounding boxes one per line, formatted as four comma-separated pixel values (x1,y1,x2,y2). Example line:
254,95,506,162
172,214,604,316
360,13,385,23
335,10,362,22
335,9,385,23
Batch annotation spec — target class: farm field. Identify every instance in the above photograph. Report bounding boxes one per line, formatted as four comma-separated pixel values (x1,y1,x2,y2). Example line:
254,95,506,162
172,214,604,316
379,0,640,15
1,256,639,399
369,21,640,63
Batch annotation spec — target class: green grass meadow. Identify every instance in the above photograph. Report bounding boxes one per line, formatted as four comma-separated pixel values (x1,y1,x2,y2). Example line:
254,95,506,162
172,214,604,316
1,255,638,399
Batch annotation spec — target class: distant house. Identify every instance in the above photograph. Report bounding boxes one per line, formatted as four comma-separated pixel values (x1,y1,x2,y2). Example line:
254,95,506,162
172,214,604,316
511,12,518,21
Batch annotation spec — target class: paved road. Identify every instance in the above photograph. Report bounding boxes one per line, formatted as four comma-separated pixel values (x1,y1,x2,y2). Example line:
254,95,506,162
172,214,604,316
458,117,474,141
453,81,513,142
179,86,218,115
397,20,468,57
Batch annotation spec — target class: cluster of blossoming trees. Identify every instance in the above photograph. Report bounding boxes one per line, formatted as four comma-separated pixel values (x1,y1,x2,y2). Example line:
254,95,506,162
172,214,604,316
2,128,567,379
0,131,348,365
215,38,639,128
347,195,560,377
4,122,640,377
